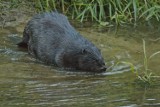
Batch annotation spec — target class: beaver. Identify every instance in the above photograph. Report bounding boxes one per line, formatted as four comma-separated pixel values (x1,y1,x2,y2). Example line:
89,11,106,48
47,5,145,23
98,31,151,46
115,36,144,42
17,12,107,72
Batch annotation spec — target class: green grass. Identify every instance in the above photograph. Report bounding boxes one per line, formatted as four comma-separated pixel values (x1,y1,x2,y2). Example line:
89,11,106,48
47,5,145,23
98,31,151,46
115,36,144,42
1,0,159,26
35,0,160,26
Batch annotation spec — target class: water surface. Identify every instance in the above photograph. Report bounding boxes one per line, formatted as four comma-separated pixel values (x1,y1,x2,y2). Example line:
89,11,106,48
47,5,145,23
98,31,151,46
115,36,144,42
0,23,160,107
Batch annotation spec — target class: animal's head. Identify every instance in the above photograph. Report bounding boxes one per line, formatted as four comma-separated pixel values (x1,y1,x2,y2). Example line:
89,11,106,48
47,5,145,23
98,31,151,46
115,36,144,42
77,47,106,72
62,47,107,72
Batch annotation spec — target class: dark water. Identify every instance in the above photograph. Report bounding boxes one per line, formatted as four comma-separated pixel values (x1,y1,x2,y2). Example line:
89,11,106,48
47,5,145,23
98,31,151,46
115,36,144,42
0,24,160,107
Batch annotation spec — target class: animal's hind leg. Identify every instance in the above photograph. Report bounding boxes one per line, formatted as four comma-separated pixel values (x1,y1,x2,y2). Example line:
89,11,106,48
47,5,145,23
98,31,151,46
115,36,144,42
17,28,29,48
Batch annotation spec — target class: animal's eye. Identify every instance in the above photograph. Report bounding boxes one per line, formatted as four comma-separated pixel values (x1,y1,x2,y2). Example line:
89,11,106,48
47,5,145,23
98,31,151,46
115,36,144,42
81,49,87,54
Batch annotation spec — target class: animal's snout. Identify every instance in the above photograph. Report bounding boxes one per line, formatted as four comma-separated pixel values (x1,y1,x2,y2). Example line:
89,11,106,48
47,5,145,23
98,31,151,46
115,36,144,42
100,66,107,72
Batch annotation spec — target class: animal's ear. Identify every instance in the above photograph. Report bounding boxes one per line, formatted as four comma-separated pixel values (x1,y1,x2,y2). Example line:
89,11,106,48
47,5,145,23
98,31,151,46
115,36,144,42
81,48,87,54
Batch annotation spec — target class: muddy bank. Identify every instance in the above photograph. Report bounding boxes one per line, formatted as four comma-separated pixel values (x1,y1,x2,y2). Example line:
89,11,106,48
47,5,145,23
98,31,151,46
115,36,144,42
0,1,35,29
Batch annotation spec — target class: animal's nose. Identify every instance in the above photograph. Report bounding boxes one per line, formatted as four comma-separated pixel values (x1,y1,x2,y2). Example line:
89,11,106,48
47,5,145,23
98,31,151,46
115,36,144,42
100,66,107,71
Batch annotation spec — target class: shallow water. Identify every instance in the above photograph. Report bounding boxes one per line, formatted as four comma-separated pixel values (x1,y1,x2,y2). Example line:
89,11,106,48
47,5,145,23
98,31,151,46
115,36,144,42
0,23,160,107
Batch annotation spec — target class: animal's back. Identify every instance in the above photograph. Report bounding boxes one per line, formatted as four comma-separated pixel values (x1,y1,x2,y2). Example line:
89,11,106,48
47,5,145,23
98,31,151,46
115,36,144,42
17,12,107,72
19,12,86,63
27,12,78,40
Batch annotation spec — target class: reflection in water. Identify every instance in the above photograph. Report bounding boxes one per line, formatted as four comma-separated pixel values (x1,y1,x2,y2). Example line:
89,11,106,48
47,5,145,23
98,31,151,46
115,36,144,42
0,25,160,107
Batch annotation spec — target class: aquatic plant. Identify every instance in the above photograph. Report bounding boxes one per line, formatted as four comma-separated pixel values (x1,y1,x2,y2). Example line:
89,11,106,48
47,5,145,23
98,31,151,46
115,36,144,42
114,39,160,85
127,39,160,85
139,39,160,84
